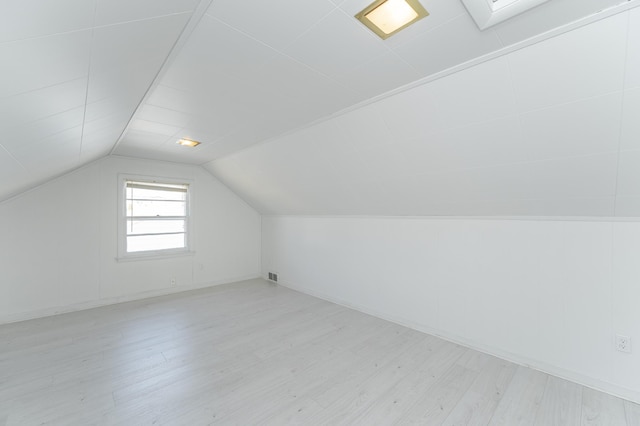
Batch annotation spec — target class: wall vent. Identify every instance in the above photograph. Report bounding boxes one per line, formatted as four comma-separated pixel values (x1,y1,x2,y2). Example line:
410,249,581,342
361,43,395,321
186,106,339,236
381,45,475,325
462,0,550,30
268,272,278,283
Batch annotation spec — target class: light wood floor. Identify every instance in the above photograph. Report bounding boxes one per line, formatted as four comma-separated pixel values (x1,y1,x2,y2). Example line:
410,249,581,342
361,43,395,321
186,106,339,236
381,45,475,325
1,279,638,425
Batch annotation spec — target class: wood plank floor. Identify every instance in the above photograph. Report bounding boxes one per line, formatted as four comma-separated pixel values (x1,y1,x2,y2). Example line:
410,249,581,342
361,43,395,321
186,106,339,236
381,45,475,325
0,278,638,425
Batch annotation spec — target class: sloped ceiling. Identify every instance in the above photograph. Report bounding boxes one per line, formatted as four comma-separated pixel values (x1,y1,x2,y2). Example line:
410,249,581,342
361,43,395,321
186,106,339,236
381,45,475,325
208,6,640,216
0,0,636,217
0,0,201,200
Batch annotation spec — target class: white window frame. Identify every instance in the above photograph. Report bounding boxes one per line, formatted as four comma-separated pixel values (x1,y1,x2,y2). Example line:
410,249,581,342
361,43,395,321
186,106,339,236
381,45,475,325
461,0,551,30
117,174,195,261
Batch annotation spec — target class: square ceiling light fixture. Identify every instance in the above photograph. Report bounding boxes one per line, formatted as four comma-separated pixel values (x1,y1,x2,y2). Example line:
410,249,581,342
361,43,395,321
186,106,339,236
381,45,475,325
176,138,201,148
355,0,429,40
462,0,551,30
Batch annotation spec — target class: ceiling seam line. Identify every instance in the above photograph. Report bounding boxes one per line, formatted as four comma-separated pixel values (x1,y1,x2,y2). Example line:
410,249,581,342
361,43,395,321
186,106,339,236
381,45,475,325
271,5,339,52
0,76,87,102
205,5,339,53
207,15,360,96
0,104,85,133
400,150,623,180
207,0,640,164
108,0,216,156
0,12,192,47
0,143,27,171
611,10,632,217
78,0,99,159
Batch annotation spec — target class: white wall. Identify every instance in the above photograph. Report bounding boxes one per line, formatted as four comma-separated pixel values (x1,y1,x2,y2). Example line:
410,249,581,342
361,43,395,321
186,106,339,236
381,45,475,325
262,216,640,403
0,155,261,323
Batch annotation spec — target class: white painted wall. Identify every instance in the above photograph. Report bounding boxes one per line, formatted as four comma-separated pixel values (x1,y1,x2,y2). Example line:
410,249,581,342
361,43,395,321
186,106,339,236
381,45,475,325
0,155,261,323
262,216,640,403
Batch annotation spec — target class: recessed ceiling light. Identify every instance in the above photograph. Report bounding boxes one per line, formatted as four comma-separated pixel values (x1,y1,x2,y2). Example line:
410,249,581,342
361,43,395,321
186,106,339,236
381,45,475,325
176,138,201,148
355,0,429,40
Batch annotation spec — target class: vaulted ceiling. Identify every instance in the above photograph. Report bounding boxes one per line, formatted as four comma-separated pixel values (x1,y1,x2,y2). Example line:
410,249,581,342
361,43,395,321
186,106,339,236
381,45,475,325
1,0,637,216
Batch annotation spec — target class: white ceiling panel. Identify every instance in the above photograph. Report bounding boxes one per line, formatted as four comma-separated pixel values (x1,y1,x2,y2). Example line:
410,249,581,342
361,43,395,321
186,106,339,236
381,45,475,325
95,0,199,26
394,13,503,77
120,129,173,147
0,148,25,179
620,88,640,151
207,0,336,51
508,12,627,112
383,152,618,203
494,0,624,46
615,196,640,217
252,53,363,111
626,6,640,89
81,125,125,156
0,107,85,153
517,92,623,160
9,127,82,170
0,160,30,203
0,0,95,43
88,64,158,104
163,14,277,86
398,117,524,175
614,150,640,197
90,14,190,73
0,79,87,129
430,57,517,129
0,31,91,99
377,83,443,141
331,51,422,99
129,119,183,137
334,102,393,151
281,9,389,81
135,105,194,129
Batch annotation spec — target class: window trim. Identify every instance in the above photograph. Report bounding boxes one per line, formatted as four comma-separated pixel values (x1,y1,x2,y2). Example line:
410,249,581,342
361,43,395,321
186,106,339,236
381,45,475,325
117,174,195,261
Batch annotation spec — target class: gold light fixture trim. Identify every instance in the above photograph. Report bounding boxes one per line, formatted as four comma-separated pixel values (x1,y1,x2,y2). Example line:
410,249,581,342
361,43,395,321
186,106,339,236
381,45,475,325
355,0,429,40
177,138,201,148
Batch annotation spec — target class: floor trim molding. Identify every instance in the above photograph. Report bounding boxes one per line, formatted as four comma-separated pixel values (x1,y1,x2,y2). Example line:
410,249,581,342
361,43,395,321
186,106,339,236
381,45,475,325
0,274,260,325
277,277,640,405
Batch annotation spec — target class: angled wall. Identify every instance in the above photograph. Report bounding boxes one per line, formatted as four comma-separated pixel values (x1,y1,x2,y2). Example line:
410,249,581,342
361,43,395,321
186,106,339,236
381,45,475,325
0,155,261,323
207,8,640,217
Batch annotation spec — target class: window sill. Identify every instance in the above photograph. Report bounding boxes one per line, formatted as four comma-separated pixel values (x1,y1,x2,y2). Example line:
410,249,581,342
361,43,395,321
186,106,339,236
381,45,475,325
116,251,196,263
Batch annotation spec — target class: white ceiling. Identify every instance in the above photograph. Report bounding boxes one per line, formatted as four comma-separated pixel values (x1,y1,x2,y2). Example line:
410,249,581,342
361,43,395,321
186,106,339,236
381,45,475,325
208,7,640,216
0,0,636,217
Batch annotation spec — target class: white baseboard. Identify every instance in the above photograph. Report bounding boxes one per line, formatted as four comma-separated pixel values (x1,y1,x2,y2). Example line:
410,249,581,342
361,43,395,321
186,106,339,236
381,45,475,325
0,274,260,325
278,278,640,405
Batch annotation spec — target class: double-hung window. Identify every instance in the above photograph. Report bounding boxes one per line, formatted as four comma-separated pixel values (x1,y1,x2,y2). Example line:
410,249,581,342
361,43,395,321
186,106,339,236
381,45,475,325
119,178,191,258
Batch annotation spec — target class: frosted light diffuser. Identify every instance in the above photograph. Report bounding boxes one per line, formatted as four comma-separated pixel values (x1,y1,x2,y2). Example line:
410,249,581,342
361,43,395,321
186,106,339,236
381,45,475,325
356,0,429,40
177,138,201,147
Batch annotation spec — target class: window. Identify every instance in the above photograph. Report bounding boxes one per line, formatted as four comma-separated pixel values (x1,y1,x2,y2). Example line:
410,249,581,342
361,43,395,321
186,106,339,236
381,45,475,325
119,177,192,259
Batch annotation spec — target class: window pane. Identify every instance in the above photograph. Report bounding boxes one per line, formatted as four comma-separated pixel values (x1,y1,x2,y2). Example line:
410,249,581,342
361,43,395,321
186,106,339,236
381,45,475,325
127,234,186,252
127,219,185,236
128,186,187,201
126,200,186,217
